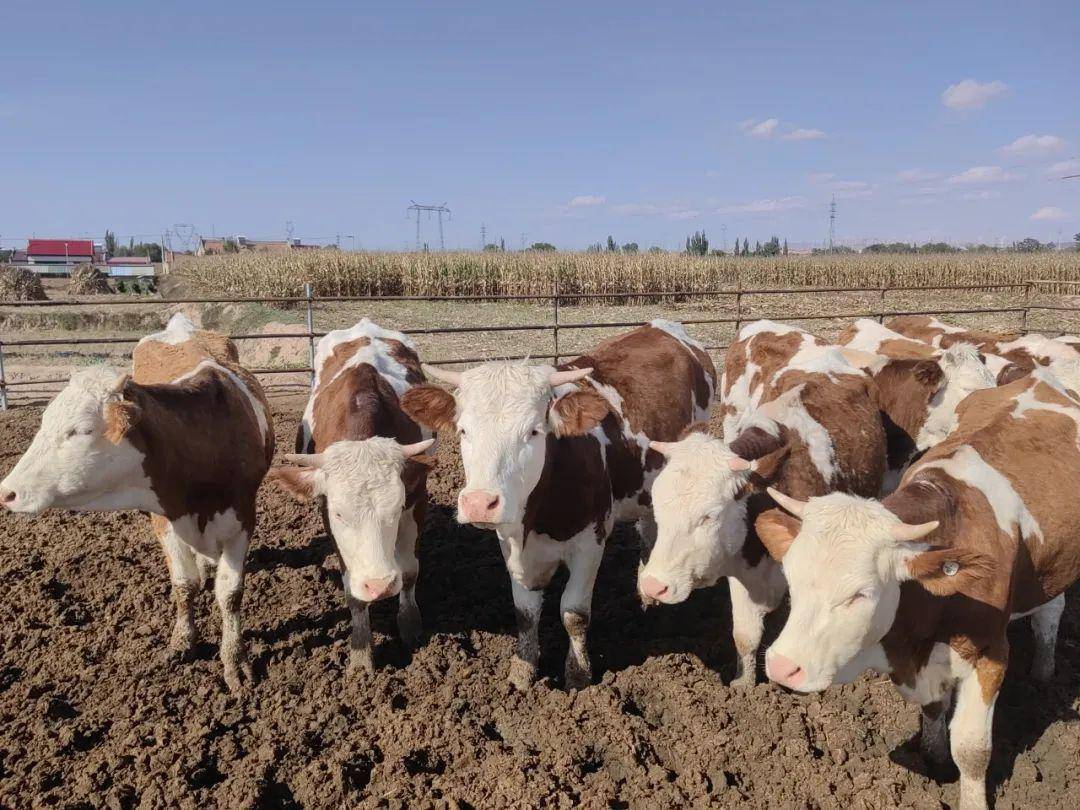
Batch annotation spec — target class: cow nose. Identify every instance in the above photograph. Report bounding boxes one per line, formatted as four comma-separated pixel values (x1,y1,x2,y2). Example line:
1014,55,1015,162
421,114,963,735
766,652,805,689
360,576,398,602
639,575,669,600
0,489,16,507
459,490,502,522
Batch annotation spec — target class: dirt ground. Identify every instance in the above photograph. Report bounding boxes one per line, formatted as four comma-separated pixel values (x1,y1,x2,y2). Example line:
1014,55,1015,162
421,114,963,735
1,397,1079,809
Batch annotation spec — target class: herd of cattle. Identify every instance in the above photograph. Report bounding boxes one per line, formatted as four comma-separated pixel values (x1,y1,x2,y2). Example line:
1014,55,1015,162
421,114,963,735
4,310,1080,809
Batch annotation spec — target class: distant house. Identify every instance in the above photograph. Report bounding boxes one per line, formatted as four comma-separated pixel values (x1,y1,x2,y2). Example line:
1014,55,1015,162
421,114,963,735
106,256,155,278
26,239,100,270
196,236,320,255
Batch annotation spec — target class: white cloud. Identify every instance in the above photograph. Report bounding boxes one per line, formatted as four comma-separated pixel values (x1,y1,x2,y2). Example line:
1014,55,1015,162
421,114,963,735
999,134,1066,158
945,165,1020,185
741,118,780,138
960,190,1001,201
941,79,1008,110
1031,206,1069,221
897,168,940,183
568,194,605,207
1047,158,1080,177
782,128,826,141
610,202,699,220
807,171,835,183
830,180,872,197
740,118,825,141
716,196,807,214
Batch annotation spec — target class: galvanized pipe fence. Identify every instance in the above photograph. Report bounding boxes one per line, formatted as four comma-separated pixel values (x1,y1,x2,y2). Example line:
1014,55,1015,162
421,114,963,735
1,278,1079,410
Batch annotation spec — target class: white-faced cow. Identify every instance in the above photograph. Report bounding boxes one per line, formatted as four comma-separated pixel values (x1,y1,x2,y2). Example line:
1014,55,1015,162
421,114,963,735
638,344,886,685
838,320,996,486
267,319,435,672
401,320,715,689
0,314,273,691
718,320,826,442
757,368,1080,810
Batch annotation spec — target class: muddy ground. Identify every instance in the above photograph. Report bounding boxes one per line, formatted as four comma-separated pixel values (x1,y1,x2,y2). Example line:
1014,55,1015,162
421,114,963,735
1,400,1078,809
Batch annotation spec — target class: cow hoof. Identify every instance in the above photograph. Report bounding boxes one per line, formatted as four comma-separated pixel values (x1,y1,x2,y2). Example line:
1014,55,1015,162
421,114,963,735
222,651,253,694
508,656,537,692
162,640,196,667
349,649,375,676
397,612,423,652
731,671,757,689
564,665,592,692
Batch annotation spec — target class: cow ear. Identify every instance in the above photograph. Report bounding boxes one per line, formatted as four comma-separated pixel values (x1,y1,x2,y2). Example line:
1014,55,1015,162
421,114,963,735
401,385,457,432
748,444,791,488
899,547,994,598
266,465,325,502
755,509,801,561
549,388,610,437
912,360,945,392
104,375,142,444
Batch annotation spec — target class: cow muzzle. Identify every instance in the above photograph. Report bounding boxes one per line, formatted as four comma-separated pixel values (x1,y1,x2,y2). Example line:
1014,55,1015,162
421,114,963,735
458,489,503,524
358,575,401,603
765,651,807,690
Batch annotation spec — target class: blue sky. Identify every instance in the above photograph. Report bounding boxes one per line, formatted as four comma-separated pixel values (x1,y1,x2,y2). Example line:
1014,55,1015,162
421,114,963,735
1,0,1077,250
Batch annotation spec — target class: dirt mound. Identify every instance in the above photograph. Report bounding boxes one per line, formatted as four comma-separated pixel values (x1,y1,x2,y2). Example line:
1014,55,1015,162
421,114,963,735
68,264,112,295
0,266,47,301
0,404,1077,808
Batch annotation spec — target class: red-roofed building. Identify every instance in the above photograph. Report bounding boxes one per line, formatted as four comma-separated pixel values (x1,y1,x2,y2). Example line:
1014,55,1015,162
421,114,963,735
26,239,100,269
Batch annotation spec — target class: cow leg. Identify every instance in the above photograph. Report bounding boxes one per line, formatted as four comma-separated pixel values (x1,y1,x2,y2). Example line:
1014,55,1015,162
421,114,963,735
395,508,423,651
919,687,954,771
1030,593,1065,681
728,561,786,687
153,515,200,660
508,578,545,691
342,571,374,675
215,529,251,692
949,658,1003,810
561,539,604,691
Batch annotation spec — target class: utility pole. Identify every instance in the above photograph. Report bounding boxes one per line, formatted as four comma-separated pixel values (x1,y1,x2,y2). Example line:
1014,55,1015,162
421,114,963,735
828,195,837,251
406,202,451,251
286,220,295,244
480,223,487,250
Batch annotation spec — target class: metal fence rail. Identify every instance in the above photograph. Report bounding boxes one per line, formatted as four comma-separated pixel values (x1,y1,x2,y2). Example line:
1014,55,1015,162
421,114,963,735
1,278,1077,410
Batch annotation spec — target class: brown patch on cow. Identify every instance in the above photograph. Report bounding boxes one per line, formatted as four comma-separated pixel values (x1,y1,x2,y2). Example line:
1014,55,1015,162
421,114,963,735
104,379,142,444
377,337,425,385
267,465,319,502
754,508,800,561
401,385,457,433
677,421,711,441
746,332,807,403
729,426,785,461
885,315,1017,355
551,388,610,437
869,358,944,458
313,337,371,389
132,329,240,385
523,433,612,543
995,362,1032,386
878,338,937,360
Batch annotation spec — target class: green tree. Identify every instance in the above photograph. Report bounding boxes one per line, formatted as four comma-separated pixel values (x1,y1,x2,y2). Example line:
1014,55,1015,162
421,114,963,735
586,242,604,253
622,242,639,253
1073,232,1080,252
104,230,118,257
528,242,556,251
761,236,781,256
223,238,240,253
732,238,740,257
606,235,618,252
648,246,664,253
742,237,750,255
685,230,709,256
782,238,788,256
483,243,501,252
1012,237,1049,253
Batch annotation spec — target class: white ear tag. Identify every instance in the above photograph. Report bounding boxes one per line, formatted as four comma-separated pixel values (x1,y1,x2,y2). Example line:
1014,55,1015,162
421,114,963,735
942,560,959,577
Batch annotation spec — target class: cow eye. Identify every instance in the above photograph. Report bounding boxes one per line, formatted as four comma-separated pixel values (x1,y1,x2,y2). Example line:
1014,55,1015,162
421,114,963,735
457,426,466,437
529,428,541,438
841,591,869,608
66,426,93,439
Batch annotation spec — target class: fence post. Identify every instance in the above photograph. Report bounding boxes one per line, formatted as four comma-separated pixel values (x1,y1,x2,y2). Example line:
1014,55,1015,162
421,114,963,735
0,342,7,411
878,281,889,324
733,280,743,337
1021,280,1032,334
305,283,316,389
552,269,561,366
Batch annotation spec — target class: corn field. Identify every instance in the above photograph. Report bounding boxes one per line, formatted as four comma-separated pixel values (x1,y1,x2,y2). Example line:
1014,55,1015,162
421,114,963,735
176,250,1080,300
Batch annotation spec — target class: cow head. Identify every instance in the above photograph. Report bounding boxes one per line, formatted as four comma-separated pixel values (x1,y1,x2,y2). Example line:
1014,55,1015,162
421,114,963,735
757,488,956,692
637,430,788,604
267,437,434,602
1,368,156,515
401,362,608,527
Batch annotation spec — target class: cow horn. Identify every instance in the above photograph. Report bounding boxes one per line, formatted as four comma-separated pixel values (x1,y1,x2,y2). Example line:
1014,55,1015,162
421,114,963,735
423,364,464,386
649,440,676,456
549,367,592,386
890,520,939,542
398,438,436,457
767,487,807,518
283,453,325,468
728,456,752,471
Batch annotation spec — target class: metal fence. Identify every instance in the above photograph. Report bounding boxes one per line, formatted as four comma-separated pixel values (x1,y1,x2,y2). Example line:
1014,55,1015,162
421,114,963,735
2,278,1079,410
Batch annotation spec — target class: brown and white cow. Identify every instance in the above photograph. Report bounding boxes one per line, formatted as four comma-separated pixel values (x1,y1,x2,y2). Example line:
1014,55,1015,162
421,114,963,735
267,319,435,673
718,320,826,442
0,314,274,691
639,342,887,685
401,320,715,689
838,319,996,486
885,314,1019,355
757,367,1080,810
